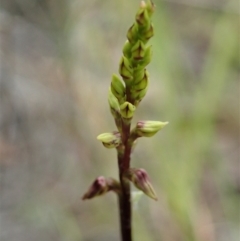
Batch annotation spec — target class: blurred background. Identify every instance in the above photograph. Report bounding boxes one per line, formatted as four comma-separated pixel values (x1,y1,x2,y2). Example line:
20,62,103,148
0,0,239,240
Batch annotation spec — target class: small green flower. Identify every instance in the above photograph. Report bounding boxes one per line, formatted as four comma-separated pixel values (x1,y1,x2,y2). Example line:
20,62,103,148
111,74,126,101
108,88,120,117
134,120,168,137
138,45,152,68
97,131,121,148
145,0,155,17
120,102,136,119
119,56,133,81
122,40,132,58
131,71,149,91
134,86,148,104
131,40,146,60
135,6,150,27
141,24,154,42
127,23,139,43
134,69,146,84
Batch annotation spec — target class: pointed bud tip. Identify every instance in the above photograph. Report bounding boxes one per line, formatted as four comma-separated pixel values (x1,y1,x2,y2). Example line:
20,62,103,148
140,1,146,8
161,121,169,126
96,133,108,141
124,168,158,201
135,121,169,137
82,176,108,200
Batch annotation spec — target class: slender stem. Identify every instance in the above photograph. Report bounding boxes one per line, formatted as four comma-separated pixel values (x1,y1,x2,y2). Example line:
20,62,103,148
117,118,133,241
118,177,132,241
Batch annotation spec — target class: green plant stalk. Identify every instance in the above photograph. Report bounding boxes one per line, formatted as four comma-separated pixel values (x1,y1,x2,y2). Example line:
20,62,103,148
82,2,168,240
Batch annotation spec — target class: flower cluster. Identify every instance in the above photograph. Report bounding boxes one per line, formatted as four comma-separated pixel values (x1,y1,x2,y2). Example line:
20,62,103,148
82,0,168,203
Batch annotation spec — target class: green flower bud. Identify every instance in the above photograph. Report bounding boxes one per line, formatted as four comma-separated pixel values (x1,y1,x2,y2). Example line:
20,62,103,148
146,0,155,17
97,131,121,148
134,121,168,137
111,74,126,100
130,83,148,102
119,56,133,81
108,88,120,118
139,45,152,68
140,24,154,43
131,69,148,100
124,168,157,200
131,40,146,60
135,7,150,27
120,102,136,119
135,86,148,103
131,88,148,107
134,69,149,86
122,40,132,58
133,78,148,92
131,70,149,91
127,23,138,43
134,69,145,84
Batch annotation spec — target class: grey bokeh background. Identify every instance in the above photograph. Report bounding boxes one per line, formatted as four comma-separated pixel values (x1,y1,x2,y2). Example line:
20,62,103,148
0,0,239,241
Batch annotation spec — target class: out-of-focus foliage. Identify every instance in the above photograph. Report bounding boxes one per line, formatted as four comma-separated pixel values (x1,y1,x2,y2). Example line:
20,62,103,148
0,0,239,241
